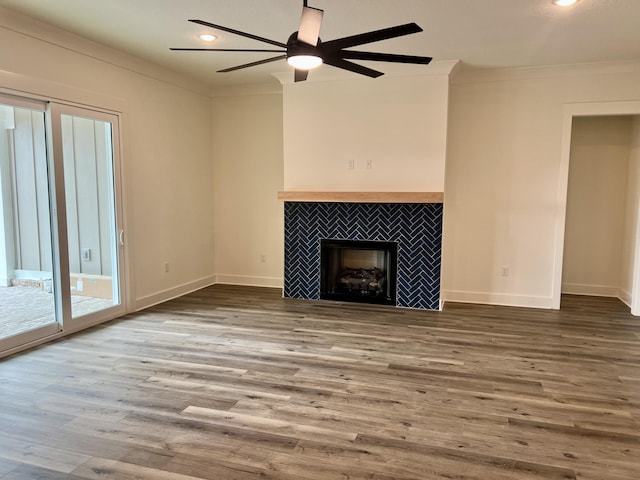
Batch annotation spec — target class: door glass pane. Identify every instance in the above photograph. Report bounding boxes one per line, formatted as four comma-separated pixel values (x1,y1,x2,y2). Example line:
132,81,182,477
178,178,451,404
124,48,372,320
60,114,120,319
0,103,58,341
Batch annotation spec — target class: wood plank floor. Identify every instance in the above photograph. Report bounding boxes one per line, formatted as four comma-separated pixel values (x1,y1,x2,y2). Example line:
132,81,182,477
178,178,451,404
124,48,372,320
1,285,639,479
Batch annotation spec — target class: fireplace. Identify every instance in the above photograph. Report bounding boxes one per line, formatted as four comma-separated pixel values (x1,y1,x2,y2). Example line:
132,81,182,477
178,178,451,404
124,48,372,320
320,239,397,305
283,201,443,310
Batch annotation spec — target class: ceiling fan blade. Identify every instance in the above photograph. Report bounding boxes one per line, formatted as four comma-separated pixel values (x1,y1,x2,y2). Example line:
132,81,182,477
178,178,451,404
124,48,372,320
322,57,384,78
188,19,287,48
170,48,286,53
294,69,309,82
217,55,287,73
339,51,432,65
321,23,423,51
297,6,324,46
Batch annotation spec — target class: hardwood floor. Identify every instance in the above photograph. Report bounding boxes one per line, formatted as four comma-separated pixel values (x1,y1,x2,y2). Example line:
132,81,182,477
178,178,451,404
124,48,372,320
1,285,639,479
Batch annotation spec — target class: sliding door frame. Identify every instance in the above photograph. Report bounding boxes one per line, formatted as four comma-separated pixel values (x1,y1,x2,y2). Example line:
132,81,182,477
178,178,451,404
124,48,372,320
0,89,130,358
48,102,128,332
0,93,61,352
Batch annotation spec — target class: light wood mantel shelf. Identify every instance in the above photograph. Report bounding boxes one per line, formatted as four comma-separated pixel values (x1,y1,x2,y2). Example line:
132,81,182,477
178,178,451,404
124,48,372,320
277,191,444,203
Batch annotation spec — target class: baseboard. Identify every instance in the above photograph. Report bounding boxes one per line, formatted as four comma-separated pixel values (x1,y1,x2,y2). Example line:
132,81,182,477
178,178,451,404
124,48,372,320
562,284,636,310
561,283,620,297
214,274,284,289
135,274,217,311
441,290,554,309
618,288,632,308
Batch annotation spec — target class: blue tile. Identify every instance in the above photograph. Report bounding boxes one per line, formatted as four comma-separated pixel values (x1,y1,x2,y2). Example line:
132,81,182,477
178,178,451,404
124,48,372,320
284,202,442,310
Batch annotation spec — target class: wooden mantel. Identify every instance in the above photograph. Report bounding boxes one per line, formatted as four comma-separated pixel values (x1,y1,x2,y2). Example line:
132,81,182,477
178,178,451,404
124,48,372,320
277,191,444,204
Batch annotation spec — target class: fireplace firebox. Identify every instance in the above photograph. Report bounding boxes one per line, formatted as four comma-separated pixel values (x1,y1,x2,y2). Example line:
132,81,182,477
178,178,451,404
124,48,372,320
320,239,397,305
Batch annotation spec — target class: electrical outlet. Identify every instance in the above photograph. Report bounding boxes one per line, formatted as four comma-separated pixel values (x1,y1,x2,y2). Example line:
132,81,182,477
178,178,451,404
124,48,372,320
347,158,355,170
164,262,170,273
366,159,373,169
81,248,91,261
501,266,510,277
260,254,266,263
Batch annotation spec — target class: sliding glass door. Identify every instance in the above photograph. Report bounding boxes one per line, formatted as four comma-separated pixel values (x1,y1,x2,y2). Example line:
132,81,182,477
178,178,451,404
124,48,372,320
0,97,125,354
0,96,60,347
52,105,125,327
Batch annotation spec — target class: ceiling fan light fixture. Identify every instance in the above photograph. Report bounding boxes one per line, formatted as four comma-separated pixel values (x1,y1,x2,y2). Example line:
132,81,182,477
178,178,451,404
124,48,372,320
197,34,217,41
174,5,432,82
287,54,323,69
552,0,579,6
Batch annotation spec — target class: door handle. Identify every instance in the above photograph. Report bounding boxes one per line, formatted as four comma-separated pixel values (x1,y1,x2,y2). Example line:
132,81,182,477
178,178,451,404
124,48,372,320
119,230,125,246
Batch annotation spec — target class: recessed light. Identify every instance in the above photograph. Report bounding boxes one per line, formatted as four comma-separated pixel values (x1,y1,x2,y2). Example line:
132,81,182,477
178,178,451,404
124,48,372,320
552,0,579,6
197,34,217,41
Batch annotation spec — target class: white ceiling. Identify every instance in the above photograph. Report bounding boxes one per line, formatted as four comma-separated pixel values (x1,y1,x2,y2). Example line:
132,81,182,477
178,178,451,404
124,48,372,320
2,0,640,87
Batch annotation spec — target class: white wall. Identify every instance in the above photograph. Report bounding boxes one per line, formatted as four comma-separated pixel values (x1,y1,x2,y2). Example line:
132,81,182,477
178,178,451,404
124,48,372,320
0,8,215,310
281,64,454,192
621,117,640,307
9,7,640,313
212,65,455,289
218,62,640,307
443,63,640,308
562,116,631,297
211,90,284,287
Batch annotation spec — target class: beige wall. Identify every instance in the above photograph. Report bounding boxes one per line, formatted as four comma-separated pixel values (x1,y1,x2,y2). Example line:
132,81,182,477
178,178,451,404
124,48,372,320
443,63,640,308
216,63,640,308
6,6,640,313
0,8,215,309
562,116,632,297
621,117,640,306
281,67,452,192
211,91,284,287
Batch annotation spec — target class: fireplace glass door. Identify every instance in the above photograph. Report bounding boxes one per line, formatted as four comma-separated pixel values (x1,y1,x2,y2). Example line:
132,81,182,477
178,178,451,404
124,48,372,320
320,239,397,305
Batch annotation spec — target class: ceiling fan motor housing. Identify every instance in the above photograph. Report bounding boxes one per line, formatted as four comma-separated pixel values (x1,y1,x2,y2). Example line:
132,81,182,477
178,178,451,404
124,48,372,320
286,32,321,60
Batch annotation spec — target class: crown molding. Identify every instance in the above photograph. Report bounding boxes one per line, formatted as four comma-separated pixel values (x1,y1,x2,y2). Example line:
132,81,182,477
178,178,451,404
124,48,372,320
451,59,640,85
0,6,210,97
209,81,283,98
273,59,460,85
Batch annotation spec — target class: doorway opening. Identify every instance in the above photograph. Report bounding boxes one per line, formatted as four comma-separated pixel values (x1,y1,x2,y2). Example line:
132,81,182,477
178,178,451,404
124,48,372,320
555,101,640,316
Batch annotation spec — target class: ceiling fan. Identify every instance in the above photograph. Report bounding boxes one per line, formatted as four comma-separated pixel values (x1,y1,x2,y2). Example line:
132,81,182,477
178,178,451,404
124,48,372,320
171,0,433,82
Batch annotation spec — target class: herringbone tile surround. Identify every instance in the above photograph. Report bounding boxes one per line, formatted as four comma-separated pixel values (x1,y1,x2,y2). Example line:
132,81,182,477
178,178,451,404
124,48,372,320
284,202,443,309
